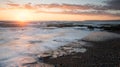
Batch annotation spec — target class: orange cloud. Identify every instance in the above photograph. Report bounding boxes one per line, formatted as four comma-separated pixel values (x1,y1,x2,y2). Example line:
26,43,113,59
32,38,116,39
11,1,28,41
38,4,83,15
0,3,119,21
7,3,20,7
4,3,120,16
24,3,34,9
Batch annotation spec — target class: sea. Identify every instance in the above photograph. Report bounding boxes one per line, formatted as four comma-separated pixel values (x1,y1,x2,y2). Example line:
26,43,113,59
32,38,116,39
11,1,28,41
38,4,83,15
0,21,120,67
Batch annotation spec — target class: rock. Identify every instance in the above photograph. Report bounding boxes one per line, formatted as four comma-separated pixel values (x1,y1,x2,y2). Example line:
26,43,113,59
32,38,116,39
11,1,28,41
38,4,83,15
52,51,59,55
39,51,52,58
62,46,72,50
68,50,74,53
59,51,67,56
34,63,55,67
52,51,59,58
73,48,86,53
29,40,42,44
82,32,120,42
16,56,37,65
52,54,58,58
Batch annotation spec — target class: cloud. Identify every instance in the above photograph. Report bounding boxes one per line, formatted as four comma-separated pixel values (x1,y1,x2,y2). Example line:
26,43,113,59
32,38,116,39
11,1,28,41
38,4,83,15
34,4,120,17
6,3,100,10
6,3,35,9
7,3,20,7
105,0,120,10
6,2,105,10
35,4,104,10
36,9,120,17
6,0,13,3
5,3,120,17
24,3,34,9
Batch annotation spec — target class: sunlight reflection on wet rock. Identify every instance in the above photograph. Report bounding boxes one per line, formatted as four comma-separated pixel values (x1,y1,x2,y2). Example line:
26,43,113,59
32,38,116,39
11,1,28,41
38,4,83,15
38,42,87,59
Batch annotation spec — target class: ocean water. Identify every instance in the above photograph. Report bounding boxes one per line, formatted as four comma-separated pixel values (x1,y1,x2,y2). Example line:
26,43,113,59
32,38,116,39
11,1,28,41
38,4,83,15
0,21,119,66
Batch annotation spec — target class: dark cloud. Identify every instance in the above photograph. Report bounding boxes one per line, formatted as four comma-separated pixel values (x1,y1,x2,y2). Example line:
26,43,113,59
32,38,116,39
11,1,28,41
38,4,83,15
105,0,120,10
78,11,120,16
35,4,94,10
37,10,120,17
34,4,120,17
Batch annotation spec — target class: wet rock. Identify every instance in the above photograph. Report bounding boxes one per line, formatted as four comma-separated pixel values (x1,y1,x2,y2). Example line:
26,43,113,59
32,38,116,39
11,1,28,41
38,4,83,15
53,39,70,42
29,40,42,44
33,63,55,67
52,51,60,58
82,32,120,42
19,57,37,65
58,51,67,56
62,46,73,50
52,54,58,58
39,39,88,59
53,51,59,55
38,51,52,58
73,48,86,53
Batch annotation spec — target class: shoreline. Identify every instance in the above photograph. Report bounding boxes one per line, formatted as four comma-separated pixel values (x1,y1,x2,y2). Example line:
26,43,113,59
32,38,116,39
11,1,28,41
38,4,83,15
42,32,120,67
19,31,120,67
0,27,120,67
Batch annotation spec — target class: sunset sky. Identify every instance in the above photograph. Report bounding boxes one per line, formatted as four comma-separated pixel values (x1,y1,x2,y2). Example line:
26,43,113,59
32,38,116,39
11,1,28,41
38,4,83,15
0,0,120,21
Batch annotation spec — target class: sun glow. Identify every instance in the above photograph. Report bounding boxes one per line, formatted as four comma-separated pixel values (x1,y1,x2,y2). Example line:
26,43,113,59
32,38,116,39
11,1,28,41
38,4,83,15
14,9,34,22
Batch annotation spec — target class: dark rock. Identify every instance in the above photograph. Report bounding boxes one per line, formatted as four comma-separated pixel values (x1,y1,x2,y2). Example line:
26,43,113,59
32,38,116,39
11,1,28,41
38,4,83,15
29,40,42,44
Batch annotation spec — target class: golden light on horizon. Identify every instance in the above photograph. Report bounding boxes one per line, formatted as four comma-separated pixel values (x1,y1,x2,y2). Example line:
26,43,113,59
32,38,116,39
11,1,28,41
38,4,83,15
13,9,34,22
0,8,120,21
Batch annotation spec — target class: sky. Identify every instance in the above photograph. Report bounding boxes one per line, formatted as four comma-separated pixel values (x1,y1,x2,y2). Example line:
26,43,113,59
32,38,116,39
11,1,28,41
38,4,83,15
0,0,120,21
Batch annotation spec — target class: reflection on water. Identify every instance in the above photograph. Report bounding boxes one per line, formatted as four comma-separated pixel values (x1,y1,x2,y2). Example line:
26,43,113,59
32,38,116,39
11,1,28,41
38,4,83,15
0,27,90,66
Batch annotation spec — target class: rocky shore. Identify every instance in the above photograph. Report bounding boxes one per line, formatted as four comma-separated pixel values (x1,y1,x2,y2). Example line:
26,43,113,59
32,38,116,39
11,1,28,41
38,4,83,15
19,31,120,67
0,28,120,67
40,32,120,67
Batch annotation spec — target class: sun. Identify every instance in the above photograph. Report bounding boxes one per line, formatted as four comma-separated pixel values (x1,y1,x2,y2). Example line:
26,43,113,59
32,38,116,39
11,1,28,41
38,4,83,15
14,9,33,22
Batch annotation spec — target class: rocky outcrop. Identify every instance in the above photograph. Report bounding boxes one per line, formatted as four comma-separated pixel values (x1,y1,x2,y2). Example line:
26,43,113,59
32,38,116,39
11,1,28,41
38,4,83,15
37,41,87,59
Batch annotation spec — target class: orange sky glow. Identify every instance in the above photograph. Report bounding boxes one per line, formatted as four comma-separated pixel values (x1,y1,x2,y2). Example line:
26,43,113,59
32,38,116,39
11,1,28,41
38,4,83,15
0,8,120,21
0,0,120,21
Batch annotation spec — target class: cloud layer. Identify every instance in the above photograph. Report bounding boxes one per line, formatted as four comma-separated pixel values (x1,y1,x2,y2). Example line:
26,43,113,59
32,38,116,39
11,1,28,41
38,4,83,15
3,0,120,18
106,0,120,10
